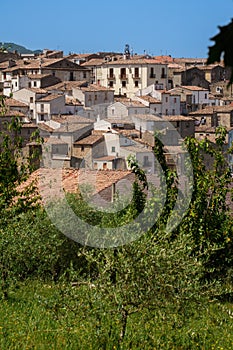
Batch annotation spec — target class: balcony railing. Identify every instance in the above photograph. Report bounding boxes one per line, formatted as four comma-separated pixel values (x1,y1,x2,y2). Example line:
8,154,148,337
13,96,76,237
107,74,116,80
132,74,141,80
149,74,156,78
119,74,128,80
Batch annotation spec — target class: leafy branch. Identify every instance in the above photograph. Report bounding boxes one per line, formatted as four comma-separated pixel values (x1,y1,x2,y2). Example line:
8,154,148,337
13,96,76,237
207,18,233,84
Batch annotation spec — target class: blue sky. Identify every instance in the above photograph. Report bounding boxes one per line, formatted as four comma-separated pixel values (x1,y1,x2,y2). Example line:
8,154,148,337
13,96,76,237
1,0,233,57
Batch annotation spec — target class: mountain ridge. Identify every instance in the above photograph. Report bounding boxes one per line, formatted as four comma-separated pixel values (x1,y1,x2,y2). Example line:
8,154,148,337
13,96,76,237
0,42,42,54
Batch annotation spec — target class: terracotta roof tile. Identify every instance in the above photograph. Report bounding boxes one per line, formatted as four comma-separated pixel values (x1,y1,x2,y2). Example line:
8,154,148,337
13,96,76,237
5,98,28,107
74,134,104,145
46,80,88,91
80,84,114,92
19,168,133,201
138,95,161,104
181,85,209,91
37,94,62,102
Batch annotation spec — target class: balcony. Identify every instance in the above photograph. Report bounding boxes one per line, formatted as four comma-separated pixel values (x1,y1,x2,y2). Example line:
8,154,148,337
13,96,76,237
119,74,128,80
161,74,167,78
107,74,116,80
149,74,156,79
132,74,141,80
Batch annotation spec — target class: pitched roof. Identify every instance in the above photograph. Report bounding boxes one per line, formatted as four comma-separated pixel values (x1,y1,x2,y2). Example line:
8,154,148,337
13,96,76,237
163,115,195,121
28,87,48,94
137,95,161,104
38,122,54,132
190,105,233,116
52,115,94,124
113,98,147,107
46,80,88,91
104,58,167,66
0,110,26,117
27,74,51,79
5,98,28,107
19,168,133,199
54,123,91,133
132,114,163,121
81,58,105,66
43,137,68,145
80,84,114,92
181,85,209,91
74,134,104,145
37,94,62,102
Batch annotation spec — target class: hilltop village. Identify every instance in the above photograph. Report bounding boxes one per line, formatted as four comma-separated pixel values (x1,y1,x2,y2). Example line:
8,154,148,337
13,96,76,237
0,45,233,196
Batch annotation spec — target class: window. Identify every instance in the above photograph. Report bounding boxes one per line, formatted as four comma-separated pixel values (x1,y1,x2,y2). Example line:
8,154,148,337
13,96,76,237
174,98,177,103
88,94,92,101
109,68,114,78
34,81,37,87
177,121,180,127
109,81,114,87
165,97,168,103
111,109,115,116
104,92,108,100
161,67,166,78
69,72,74,81
135,67,139,78
41,104,44,112
83,72,87,79
40,114,45,121
30,97,33,103
143,156,150,166
94,94,97,101
165,109,168,115
28,82,31,88
15,81,17,87
81,145,84,151
205,93,207,99
120,68,126,79
111,146,115,153
135,80,139,87
122,81,126,88
150,67,155,78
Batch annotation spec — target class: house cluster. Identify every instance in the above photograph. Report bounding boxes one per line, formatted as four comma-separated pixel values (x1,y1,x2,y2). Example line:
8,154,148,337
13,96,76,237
1,44,233,183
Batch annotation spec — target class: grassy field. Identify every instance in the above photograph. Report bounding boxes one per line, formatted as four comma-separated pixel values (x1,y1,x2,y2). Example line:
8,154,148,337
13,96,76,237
0,280,233,350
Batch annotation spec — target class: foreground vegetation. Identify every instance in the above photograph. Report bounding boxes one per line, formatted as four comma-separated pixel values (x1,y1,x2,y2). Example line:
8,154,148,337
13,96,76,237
0,279,233,350
0,114,233,349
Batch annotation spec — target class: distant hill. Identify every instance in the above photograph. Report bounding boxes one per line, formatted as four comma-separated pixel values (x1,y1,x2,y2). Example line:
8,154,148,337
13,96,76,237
0,42,42,54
